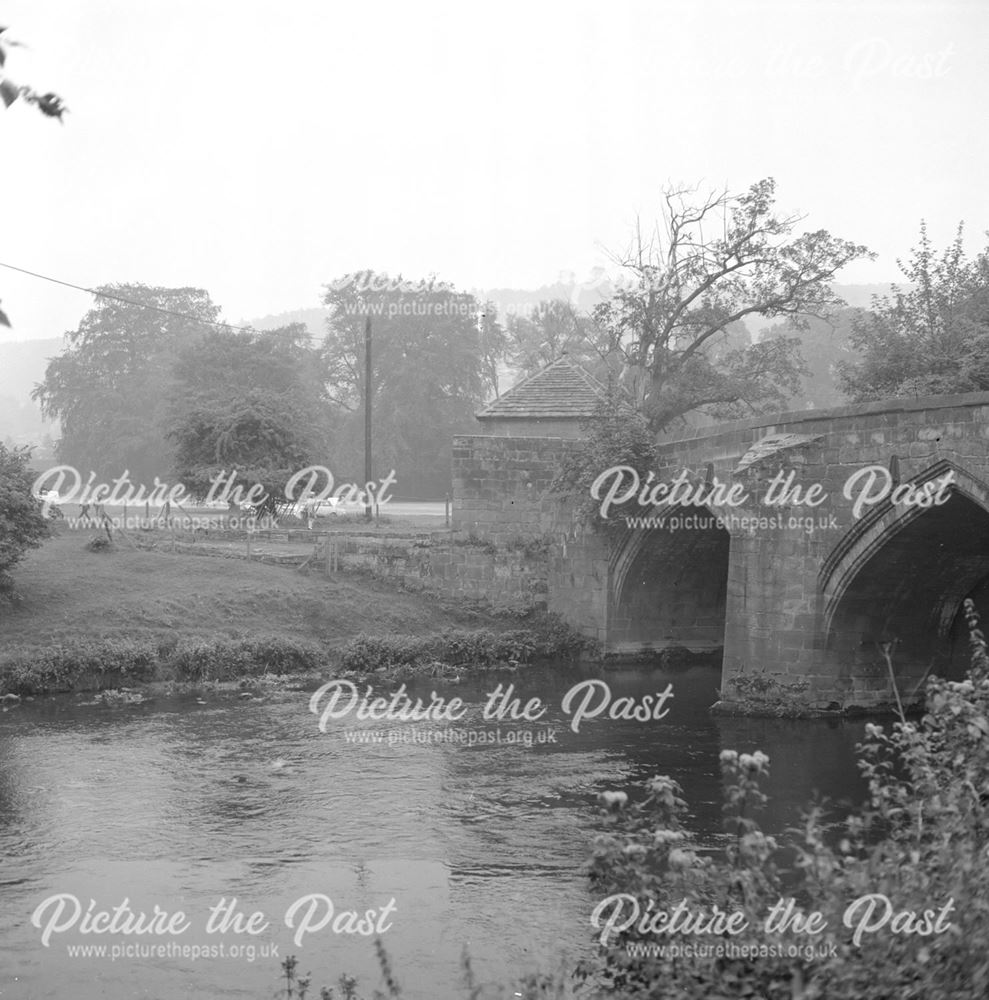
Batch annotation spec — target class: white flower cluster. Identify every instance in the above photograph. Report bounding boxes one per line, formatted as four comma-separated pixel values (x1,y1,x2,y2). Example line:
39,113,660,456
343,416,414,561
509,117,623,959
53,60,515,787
948,679,975,694
653,829,685,845
735,750,770,773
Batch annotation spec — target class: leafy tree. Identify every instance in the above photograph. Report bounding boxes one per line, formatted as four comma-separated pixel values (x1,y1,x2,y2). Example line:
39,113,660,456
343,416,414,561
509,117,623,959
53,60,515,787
321,273,490,497
167,325,332,513
763,307,863,410
838,223,989,400
477,299,508,400
505,298,607,379
33,285,223,483
594,178,873,431
0,443,52,592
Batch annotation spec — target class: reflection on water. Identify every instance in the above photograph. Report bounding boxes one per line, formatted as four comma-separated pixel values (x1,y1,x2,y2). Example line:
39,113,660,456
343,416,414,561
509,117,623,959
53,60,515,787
0,664,867,999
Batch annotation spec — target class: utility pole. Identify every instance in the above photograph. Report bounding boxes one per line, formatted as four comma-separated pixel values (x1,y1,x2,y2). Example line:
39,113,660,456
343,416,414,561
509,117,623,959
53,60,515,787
364,313,373,521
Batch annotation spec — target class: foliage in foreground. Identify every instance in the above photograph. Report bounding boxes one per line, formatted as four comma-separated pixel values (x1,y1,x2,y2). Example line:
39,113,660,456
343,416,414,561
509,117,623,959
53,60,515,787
0,25,67,124
578,597,989,998
1,24,68,329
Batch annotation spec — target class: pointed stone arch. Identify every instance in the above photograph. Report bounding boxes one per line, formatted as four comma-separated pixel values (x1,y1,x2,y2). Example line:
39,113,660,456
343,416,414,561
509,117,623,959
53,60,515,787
820,459,989,634
608,512,732,653
819,460,989,688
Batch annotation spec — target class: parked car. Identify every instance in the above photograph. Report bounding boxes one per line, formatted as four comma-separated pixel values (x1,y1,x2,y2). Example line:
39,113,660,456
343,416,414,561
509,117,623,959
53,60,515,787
284,498,343,519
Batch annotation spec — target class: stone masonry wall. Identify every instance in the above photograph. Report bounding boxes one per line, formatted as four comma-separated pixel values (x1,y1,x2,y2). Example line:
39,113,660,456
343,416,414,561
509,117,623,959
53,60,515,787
303,433,582,613
452,433,575,537
452,434,610,642
474,417,585,439
322,531,548,609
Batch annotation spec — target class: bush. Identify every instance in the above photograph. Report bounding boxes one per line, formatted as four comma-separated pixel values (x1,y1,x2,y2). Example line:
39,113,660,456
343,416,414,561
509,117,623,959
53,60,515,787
339,620,590,674
0,444,52,590
338,634,433,672
0,639,158,695
549,388,658,531
523,611,594,659
577,597,989,998
0,635,331,693
170,637,327,681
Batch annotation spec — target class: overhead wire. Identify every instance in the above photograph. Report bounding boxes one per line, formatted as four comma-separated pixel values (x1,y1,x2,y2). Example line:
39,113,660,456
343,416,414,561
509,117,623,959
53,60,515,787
0,260,258,332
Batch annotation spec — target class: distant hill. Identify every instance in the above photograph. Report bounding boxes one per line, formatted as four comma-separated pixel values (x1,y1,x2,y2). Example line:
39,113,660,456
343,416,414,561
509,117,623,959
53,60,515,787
473,280,894,327
238,283,895,334
238,307,329,341
831,283,893,310
472,276,616,319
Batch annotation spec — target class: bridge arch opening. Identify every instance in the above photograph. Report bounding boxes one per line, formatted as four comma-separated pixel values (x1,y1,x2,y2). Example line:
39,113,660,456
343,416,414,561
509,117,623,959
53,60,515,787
609,519,730,656
825,491,989,688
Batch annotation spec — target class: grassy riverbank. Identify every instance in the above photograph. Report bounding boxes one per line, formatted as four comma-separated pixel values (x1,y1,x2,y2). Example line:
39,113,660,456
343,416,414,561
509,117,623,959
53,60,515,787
0,530,585,695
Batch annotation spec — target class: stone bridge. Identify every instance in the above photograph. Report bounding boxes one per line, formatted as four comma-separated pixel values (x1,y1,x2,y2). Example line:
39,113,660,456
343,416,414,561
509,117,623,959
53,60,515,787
452,391,989,711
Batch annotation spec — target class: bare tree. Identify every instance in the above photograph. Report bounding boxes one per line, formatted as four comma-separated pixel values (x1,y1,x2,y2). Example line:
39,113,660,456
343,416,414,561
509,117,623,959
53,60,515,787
594,177,874,430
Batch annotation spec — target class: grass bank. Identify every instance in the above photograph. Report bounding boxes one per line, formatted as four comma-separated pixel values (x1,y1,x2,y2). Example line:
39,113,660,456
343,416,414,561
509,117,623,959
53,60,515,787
0,530,588,696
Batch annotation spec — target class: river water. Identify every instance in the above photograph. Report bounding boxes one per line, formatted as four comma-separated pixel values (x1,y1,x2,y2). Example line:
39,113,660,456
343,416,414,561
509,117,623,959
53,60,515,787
0,664,868,999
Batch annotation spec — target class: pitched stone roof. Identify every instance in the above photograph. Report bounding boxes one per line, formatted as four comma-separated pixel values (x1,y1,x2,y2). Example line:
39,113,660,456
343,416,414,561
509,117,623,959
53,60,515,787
476,355,614,420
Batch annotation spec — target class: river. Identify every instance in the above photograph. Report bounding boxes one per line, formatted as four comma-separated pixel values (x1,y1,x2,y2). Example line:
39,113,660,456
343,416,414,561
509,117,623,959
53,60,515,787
0,664,868,999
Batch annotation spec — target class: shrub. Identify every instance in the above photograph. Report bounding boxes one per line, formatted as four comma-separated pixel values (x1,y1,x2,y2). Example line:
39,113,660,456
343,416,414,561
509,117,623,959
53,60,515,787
577,754,788,998
170,637,326,681
549,386,658,532
339,620,590,674
0,444,52,591
338,634,432,672
523,611,594,659
0,639,158,695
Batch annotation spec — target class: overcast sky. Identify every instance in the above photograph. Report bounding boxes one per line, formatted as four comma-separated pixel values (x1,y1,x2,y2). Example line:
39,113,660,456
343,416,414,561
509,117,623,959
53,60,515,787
2,0,986,341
